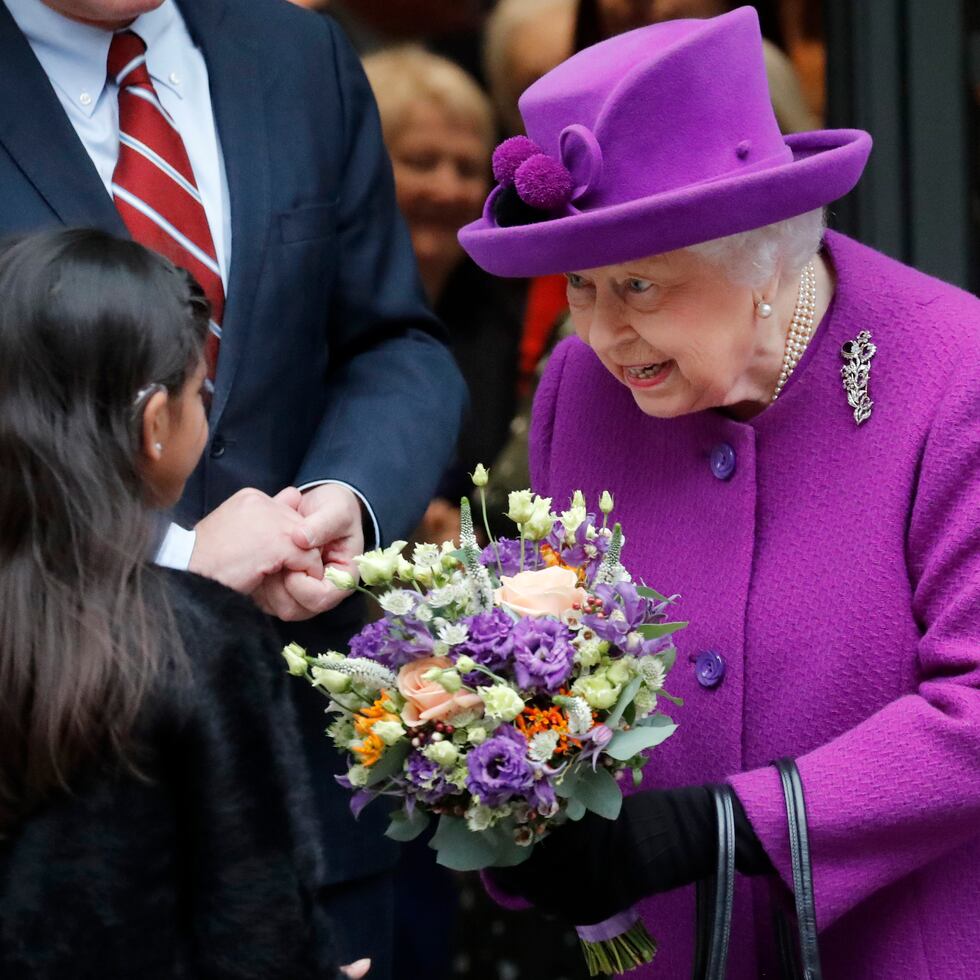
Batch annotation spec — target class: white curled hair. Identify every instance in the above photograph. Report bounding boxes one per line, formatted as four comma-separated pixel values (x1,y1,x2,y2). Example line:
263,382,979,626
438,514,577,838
687,208,826,289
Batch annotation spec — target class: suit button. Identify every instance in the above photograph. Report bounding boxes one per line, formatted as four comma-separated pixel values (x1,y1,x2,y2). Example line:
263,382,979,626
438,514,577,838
210,435,226,459
693,650,726,688
709,443,736,480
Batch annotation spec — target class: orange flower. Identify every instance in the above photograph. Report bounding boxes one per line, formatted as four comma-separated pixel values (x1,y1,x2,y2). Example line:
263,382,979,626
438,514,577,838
351,692,400,766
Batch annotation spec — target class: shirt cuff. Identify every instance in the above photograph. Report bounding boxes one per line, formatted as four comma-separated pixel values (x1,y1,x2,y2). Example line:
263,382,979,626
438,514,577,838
298,479,380,551
155,522,197,570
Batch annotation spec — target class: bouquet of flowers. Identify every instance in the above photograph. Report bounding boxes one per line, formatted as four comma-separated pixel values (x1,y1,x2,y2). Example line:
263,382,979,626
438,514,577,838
283,468,686,976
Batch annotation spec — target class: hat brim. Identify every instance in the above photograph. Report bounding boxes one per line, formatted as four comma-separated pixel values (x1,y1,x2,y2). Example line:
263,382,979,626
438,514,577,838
459,129,872,277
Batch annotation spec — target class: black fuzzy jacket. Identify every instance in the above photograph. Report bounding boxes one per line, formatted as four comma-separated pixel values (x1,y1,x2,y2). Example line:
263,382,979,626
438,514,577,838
0,570,341,978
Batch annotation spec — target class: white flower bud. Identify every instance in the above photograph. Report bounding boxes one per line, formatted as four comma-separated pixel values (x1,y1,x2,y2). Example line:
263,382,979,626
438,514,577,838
311,666,351,694
347,764,370,788
372,719,405,746
424,740,459,767
281,642,308,677
482,685,525,723
471,463,489,487
506,489,534,525
323,566,356,591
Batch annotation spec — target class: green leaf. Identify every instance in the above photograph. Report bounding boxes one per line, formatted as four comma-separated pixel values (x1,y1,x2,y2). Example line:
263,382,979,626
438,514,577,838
636,585,669,602
487,821,534,868
555,767,582,799
430,815,499,871
605,717,678,760
564,797,587,821
575,765,623,820
657,647,677,671
605,676,642,728
636,621,688,640
385,806,430,842
365,740,410,787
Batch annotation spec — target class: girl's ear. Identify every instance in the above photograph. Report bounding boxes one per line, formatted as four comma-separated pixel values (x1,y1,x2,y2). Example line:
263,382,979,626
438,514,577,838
140,387,172,465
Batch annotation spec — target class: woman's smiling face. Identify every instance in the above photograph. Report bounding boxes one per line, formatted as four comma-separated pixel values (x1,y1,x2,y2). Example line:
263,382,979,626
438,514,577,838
565,247,769,418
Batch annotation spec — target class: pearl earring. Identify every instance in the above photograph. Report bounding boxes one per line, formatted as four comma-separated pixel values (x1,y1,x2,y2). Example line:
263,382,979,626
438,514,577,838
154,442,164,453
756,300,773,318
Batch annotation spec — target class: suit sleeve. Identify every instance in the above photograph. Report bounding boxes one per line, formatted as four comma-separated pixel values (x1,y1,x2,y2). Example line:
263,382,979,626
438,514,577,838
729,361,980,929
293,19,468,544
175,592,342,978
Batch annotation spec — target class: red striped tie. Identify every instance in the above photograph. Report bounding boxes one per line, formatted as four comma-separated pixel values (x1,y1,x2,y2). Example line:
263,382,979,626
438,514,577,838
108,31,224,384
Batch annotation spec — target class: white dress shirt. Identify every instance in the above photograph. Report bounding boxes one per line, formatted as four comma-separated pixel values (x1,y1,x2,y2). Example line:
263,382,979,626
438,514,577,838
6,0,379,568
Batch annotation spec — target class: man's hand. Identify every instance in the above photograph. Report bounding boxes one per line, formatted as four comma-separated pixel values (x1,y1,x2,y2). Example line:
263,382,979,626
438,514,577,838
252,483,364,621
190,487,324,594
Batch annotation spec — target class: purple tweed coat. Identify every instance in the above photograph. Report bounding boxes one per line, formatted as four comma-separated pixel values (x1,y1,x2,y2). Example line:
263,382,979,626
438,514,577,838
529,231,980,978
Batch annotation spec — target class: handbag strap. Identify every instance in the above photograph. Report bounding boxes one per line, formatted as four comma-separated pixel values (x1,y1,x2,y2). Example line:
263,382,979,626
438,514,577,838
774,758,823,980
692,784,736,980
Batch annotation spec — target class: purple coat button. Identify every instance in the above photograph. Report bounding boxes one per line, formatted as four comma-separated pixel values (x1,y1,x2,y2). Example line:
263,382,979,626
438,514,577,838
693,650,726,688
709,443,736,480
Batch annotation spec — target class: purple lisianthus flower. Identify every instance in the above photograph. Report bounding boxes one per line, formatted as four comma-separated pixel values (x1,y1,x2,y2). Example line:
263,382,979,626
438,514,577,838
511,617,575,693
404,750,454,805
582,581,652,649
466,725,535,807
348,617,433,669
455,608,515,686
480,537,523,577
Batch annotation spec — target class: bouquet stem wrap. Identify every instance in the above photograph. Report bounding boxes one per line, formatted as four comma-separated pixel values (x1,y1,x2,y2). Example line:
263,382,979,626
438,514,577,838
576,909,657,976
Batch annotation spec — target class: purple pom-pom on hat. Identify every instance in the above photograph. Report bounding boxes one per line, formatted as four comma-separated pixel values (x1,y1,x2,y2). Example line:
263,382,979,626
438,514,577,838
514,154,574,211
492,136,539,186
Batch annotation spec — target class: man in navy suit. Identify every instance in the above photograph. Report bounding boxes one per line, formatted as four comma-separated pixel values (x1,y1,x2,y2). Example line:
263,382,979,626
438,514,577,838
0,0,467,974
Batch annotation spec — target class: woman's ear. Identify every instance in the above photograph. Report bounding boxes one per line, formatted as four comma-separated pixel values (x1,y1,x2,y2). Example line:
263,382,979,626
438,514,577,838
140,387,172,464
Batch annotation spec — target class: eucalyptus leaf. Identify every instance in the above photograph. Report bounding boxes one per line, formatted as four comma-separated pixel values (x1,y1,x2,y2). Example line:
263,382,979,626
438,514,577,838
555,768,581,799
385,806,430,842
365,740,410,787
488,822,534,868
564,798,587,821
576,765,623,820
636,621,689,640
605,719,678,760
657,647,677,671
431,815,499,871
605,676,642,728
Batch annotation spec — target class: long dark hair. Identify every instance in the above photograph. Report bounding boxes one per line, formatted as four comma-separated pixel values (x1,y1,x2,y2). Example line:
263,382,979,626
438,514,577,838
0,228,209,835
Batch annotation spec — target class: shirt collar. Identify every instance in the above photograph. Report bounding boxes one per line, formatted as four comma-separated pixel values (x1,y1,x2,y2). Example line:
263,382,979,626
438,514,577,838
3,0,184,118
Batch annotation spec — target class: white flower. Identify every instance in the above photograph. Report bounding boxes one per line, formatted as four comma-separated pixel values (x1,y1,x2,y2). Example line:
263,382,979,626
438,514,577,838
396,557,415,581
561,606,584,629
638,656,667,690
528,730,560,763
467,725,490,745
563,696,594,735
481,685,524,723
455,654,477,674
471,464,489,487
437,622,469,646
423,740,459,767
465,804,496,832
415,604,434,623
310,666,350,694
412,542,442,569
523,495,555,540
354,541,407,586
372,719,406,746
323,566,356,591
327,715,356,748
281,643,308,677
506,489,534,524
315,651,345,666
347,764,370,788
427,585,457,608
560,501,588,537
633,686,658,717
574,637,604,669
378,590,415,616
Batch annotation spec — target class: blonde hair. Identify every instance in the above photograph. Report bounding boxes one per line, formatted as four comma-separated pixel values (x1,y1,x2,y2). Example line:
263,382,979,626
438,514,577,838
363,45,495,153
483,0,575,133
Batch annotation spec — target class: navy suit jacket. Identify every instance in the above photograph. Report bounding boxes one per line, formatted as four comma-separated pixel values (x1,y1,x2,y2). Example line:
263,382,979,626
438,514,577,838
0,0,467,884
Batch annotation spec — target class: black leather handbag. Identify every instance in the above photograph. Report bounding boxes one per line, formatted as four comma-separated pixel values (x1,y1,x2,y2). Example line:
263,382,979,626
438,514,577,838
692,758,822,980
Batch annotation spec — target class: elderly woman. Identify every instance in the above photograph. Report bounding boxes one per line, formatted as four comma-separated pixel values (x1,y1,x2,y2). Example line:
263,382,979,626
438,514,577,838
458,8,980,979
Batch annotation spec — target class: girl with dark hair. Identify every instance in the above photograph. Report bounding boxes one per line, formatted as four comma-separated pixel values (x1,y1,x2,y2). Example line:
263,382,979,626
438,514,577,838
0,229,348,978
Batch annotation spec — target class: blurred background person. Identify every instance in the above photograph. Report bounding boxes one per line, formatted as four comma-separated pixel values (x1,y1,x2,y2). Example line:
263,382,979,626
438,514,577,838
364,46,524,548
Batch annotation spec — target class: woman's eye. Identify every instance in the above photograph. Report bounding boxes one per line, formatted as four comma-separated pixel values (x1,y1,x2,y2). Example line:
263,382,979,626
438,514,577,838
566,273,589,290
625,277,655,294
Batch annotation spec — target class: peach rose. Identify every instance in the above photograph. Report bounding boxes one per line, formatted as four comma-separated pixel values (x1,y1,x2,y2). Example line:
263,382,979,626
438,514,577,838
494,566,587,619
397,656,483,727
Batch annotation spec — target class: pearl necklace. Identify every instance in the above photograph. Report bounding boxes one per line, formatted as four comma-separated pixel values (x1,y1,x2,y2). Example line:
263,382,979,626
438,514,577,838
771,261,817,402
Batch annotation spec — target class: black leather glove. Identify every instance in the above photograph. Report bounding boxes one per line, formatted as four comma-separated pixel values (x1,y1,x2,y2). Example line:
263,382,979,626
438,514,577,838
489,784,772,926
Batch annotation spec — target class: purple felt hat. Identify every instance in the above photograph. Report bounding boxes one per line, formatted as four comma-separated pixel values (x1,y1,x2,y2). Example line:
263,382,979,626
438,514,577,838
458,6,871,277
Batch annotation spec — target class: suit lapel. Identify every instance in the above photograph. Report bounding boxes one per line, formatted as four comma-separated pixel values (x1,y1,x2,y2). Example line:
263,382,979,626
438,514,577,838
179,0,271,425
0,4,127,234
